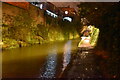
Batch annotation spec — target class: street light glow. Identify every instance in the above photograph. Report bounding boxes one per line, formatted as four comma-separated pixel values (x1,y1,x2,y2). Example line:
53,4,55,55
65,11,68,14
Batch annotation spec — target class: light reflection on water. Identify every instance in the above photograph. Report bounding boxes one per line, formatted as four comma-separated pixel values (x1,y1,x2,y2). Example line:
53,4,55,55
40,46,57,78
62,40,72,71
41,40,72,78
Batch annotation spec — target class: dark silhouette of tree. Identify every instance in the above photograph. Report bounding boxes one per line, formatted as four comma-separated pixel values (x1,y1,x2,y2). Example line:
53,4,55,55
78,2,120,78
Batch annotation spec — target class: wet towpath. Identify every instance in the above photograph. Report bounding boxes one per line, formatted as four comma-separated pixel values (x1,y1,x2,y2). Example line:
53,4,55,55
61,47,104,79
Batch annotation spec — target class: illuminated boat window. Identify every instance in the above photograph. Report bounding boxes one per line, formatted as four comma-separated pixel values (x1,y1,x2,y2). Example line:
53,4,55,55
63,17,72,22
46,10,58,18
40,4,43,9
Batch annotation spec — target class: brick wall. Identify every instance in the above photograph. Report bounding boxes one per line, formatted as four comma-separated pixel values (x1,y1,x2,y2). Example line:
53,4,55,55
5,2,29,10
2,2,45,25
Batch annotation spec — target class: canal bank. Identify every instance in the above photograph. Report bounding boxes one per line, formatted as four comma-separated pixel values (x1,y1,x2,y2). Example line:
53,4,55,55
60,47,104,78
2,2,80,50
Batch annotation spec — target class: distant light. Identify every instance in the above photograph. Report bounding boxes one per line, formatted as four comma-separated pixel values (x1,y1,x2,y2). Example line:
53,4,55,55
40,4,43,9
84,39,90,43
81,36,87,41
65,11,68,14
46,10,58,18
88,25,92,29
95,7,98,10
63,17,72,22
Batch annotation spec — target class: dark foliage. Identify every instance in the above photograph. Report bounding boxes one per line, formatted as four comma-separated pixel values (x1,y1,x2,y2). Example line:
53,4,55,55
78,2,120,77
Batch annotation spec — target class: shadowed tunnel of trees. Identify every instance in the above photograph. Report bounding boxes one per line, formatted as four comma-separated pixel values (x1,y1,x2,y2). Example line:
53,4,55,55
78,2,120,77
2,2,120,78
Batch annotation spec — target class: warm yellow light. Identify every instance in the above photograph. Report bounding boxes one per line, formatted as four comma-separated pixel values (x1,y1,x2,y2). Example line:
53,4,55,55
84,39,90,43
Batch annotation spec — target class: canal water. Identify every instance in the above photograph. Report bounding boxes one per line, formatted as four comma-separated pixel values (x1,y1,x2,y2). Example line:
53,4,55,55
2,39,79,78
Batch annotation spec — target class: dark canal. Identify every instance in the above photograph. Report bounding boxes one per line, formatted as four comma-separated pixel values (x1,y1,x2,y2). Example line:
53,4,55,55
2,39,79,78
